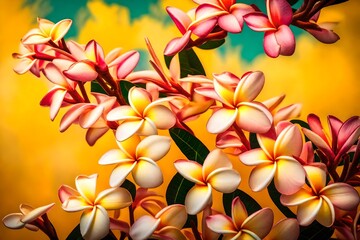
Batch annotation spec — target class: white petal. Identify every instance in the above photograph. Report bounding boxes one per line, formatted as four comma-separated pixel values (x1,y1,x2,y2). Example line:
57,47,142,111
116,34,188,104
132,159,163,188
136,135,171,161
185,184,212,215
130,215,160,240
80,206,110,240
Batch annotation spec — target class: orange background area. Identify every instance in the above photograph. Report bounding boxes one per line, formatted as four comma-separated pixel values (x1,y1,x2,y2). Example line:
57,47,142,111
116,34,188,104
0,0,359,239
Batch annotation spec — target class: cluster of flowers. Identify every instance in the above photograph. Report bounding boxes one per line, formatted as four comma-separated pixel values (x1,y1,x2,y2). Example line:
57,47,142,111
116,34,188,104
3,0,359,240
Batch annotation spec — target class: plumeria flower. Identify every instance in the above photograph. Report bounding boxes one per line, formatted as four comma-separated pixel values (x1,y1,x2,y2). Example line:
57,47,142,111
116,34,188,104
164,6,218,56
244,0,295,57
2,203,55,231
239,122,306,195
195,71,273,134
132,188,166,216
302,114,360,165
63,40,140,82
303,11,340,44
58,174,132,240
206,196,274,239
266,218,300,240
129,204,187,240
98,134,171,188
216,129,248,155
22,17,72,45
174,149,241,214
194,0,255,33
107,87,176,141
280,166,360,227
262,94,302,125
59,92,118,145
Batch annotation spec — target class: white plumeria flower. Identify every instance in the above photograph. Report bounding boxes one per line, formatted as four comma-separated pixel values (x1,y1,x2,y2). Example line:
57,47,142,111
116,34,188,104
99,135,171,188
58,174,132,240
174,149,241,214
107,87,177,141
2,203,55,231
130,204,187,240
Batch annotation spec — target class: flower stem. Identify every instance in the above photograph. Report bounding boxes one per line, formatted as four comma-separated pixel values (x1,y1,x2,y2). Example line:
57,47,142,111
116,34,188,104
190,220,202,240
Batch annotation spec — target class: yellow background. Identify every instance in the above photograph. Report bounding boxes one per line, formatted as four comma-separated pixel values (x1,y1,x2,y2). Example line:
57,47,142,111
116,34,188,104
0,0,359,239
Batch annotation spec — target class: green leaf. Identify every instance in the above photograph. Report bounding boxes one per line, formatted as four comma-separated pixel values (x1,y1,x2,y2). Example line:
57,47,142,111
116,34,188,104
249,132,260,149
290,119,310,130
197,39,226,50
66,225,118,240
287,0,300,5
267,180,296,218
91,81,107,95
121,179,136,201
164,54,173,69
298,221,334,240
178,48,206,78
166,172,197,228
119,80,135,105
223,189,262,216
169,128,209,164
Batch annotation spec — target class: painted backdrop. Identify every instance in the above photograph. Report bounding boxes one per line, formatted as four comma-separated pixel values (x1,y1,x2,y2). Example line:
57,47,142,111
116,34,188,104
0,0,359,239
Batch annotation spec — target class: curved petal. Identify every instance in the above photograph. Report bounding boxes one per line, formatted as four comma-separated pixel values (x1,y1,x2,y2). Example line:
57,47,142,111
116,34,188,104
337,116,360,156
297,198,322,226
109,161,136,187
98,149,132,165
244,12,274,31
207,168,241,193
128,87,152,115
59,103,93,132
133,159,163,188
63,61,98,82
21,203,55,223
249,163,276,192
274,125,303,158
156,204,187,229
264,31,280,58
117,134,140,158
218,13,242,33
115,120,144,142
234,71,264,103
239,148,272,166
115,51,140,79
302,128,333,158
203,149,233,178
315,196,335,227
206,214,238,234
268,0,292,26
50,19,72,42
213,72,238,106
267,218,300,240
185,184,212,215
231,197,248,229
274,103,302,124
58,185,80,203
304,166,326,193
129,215,160,240
164,31,192,56
242,208,274,239
306,26,340,44
166,7,191,34
174,160,204,185
145,105,176,129
62,196,92,212
95,188,132,210
155,226,187,240
275,25,295,56
138,118,158,136
136,135,171,161
207,108,237,134
75,174,98,203
274,158,305,195
320,183,360,211
43,63,69,87
80,206,110,240
191,18,218,38
106,105,139,121
280,188,317,206
2,213,25,229
236,102,273,133
79,105,104,129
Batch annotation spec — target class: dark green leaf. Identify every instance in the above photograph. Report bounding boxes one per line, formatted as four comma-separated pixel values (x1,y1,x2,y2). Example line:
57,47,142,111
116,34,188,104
290,119,310,130
267,180,296,218
331,0,348,6
166,172,197,228
119,80,135,105
91,81,107,95
223,189,262,216
178,48,206,78
298,221,334,240
249,132,260,149
197,39,226,50
287,0,300,6
169,128,209,164
121,179,136,200
164,54,174,69
66,224,118,240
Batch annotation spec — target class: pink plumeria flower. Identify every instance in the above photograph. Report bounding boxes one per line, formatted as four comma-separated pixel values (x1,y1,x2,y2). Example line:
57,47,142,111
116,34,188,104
132,188,166,215
280,166,360,227
215,129,248,155
262,94,302,124
174,149,241,214
266,218,300,240
2,203,55,231
195,71,273,134
59,92,118,145
304,11,340,44
239,122,306,195
195,0,255,33
164,6,218,56
64,40,139,82
58,174,132,240
130,204,187,240
22,17,72,45
98,134,171,188
244,0,295,58
206,196,274,239
302,114,360,165
107,87,176,141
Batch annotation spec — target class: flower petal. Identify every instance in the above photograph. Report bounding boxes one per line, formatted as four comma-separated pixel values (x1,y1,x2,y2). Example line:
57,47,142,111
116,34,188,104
249,163,276,192
114,51,140,79
236,102,273,133
50,19,72,42
266,218,300,240
164,31,192,56
218,13,242,33
239,148,273,166
136,135,171,161
280,188,317,206
106,105,139,121
297,198,322,226
133,159,163,188
231,197,248,228
115,120,144,142
242,208,274,239
244,12,274,31
2,213,25,229
275,25,295,56
185,184,212,215
63,61,98,82
268,0,292,26
203,149,233,178
80,206,110,240
234,71,264,103
21,203,55,223
206,214,237,234
76,174,98,203
109,161,136,187
62,196,92,212
174,160,204,185
264,31,280,58
145,105,176,129
98,149,131,165
207,168,241,193
320,183,360,211
129,215,160,240
58,185,80,203
129,87,152,115
274,158,305,195
207,108,237,134
315,196,334,227
166,7,191,34
95,187,132,210
274,124,303,158
156,204,187,229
